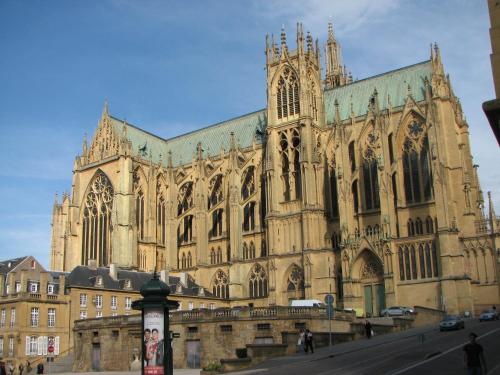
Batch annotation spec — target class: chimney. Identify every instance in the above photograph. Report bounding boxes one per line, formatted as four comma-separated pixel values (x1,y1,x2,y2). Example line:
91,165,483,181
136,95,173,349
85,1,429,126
160,269,169,284
8,272,16,295
109,264,118,281
20,270,28,293
40,272,48,296
59,274,66,295
88,259,97,270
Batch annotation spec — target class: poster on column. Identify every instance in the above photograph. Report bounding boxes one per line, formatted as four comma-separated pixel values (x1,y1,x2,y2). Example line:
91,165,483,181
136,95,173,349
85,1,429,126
143,308,165,375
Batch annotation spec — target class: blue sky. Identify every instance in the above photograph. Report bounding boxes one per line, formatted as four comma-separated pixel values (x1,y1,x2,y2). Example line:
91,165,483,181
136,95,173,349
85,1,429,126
0,0,498,268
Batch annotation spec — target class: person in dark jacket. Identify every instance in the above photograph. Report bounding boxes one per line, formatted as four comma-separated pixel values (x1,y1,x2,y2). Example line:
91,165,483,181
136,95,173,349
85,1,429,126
304,329,314,354
463,332,486,375
36,363,44,374
364,319,373,339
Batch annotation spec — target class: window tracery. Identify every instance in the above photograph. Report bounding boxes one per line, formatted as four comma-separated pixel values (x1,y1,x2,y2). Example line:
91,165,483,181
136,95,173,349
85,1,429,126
81,171,114,266
178,182,193,216
208,174,223,209
157,195,166,244
249,264,268,298
276,67,300,120
402,121,433,204
136,190,145,240
212,270,229,299
362,129,380,210
243,202,255,232
241,167,255,201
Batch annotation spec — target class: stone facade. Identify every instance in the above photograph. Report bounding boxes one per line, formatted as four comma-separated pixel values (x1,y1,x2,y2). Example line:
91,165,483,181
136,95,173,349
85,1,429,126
0,256,70,368
50,23,500,315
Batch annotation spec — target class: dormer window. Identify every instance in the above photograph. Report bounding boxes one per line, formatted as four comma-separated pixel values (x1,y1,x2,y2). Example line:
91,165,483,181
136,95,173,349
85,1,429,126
95,276,103,287
31,260,36,269
176,283,182,294
124,279,132,289
29,283,38,293
47,284,55,294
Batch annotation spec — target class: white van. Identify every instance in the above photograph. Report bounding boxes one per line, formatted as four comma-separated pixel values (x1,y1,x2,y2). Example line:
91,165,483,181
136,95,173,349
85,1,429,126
290,299,325,308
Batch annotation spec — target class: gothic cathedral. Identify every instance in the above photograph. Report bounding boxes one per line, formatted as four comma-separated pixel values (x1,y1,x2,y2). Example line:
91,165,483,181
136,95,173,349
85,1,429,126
50,24,500,315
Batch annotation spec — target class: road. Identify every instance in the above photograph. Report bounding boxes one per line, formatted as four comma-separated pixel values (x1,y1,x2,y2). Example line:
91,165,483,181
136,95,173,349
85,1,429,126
237,319,500,375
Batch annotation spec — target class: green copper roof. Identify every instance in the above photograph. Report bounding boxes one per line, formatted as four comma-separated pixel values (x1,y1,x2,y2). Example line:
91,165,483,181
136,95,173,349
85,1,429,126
109,60,431,167
324,60,432,123
111,110,266,167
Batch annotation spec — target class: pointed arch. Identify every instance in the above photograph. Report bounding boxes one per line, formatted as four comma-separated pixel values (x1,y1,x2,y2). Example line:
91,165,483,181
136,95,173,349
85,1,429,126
211,269,229,299
248,263,268,298
81,170,114,267
284,263,305,300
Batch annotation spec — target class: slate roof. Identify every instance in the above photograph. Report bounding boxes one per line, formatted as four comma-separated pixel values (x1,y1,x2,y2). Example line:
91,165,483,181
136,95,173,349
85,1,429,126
108,60,431,168
66,266,213,297
0,256,29,275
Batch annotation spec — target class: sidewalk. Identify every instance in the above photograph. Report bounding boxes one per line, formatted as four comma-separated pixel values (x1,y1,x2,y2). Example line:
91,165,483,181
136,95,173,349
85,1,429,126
54,370,201,375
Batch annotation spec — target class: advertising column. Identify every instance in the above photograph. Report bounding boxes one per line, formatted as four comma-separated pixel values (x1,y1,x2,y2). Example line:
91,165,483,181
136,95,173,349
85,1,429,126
143,308,165,375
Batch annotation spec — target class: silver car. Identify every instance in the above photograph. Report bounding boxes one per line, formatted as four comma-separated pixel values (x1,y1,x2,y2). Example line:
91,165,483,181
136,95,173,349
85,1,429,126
479,309,499,322
381,306,415,317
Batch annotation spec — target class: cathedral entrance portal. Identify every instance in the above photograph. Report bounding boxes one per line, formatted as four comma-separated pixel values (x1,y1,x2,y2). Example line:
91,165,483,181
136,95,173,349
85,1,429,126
354,250,385,317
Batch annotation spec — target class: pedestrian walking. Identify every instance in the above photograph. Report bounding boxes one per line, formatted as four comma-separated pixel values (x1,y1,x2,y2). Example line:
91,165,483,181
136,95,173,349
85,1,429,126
18,363,24,375
7,362,14,375
297,328,305,353
463,332,486,375
364,319,373,339
36,363,44,374
0,361,6,375
304,329,314,354
26,361,31,374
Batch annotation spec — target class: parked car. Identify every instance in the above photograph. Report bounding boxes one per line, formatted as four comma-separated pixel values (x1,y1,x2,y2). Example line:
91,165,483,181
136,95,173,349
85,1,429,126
381,306,415,317
439,315,465,331
290,299,325,308
479,309,499,322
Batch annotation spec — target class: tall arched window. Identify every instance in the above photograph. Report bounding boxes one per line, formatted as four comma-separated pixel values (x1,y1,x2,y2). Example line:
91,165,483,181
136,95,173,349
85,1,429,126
363,158,379,210
419,244,426,279
241,167,255,201
410,245,417,279
398,247,405,281
249,242,256,259
177,182,193,216
81,171,114,266
425,216,434,234
157,196,166,244
352,180,359,213
280,132,291,201
208,174,223,209
330,168,339,218
211,209,223,238
187,252,192,268
217,247,222,263
286,265,305,299
407,219,415,237
261,239,267,257
292,131,301,199
249,264,268,298
181,253,186,269
348,141,356,172
402,122,433,204
212,270,229,299
210,248,216,265
276,68,299,120
243,202,255,232
177,215,193,245
136,190,145,240
243,242,249,260
415,217,423,235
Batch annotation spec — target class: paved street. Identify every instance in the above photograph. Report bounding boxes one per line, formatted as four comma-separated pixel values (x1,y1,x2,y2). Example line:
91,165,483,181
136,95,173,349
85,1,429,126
232,320,500,375
54,370,200,375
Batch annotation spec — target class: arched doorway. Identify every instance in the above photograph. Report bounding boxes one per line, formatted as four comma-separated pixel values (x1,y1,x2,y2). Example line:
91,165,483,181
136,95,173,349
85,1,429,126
353,250,385,317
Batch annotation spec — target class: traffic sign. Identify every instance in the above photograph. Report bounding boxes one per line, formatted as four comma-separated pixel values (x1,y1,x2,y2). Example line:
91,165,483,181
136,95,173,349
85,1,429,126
324,294,334,305
48,346,54,354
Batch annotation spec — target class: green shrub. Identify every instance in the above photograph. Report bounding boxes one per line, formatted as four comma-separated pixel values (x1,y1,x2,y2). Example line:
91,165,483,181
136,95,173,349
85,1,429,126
203,361,222,371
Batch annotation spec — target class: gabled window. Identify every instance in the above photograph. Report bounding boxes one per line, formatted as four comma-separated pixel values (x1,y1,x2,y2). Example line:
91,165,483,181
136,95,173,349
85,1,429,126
276,67,300,120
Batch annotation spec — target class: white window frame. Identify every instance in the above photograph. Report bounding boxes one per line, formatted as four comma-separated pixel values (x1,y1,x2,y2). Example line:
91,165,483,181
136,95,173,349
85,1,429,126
15,282,21,293
79,310,87,320
0,337,3,356
188,302,194,310
112,312,117,317
30,283,38,293
29,336,37,356
0,309,5,327
48,308,56,327
96,311,102,318
5,284,9,294
95,295,103,309
30,307,39,327
125,297,132,310
47,284,55,294
10,308,15,327
111,295,117,310
80,293,87,307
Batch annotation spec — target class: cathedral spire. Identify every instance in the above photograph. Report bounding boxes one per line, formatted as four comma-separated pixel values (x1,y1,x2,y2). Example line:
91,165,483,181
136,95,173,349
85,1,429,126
324,22,350,89
82,132,88,156
488,191,498,232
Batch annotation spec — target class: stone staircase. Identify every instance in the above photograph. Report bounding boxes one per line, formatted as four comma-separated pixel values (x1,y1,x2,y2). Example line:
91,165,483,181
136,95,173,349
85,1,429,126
45,351,74,373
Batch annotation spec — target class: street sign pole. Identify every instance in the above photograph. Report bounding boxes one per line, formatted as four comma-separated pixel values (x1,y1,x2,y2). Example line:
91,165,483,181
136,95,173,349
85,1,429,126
324,294,335,346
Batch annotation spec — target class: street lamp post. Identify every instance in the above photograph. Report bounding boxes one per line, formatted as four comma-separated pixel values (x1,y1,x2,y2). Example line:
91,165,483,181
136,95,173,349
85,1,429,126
132,273,179,375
